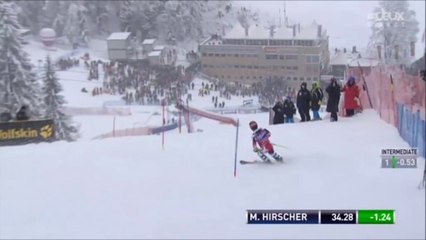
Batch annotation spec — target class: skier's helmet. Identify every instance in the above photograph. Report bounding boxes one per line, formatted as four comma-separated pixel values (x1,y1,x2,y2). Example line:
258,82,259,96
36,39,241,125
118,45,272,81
249,121,258,131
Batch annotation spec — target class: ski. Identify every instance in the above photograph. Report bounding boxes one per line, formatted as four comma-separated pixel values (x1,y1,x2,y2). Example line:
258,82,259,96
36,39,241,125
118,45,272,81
239,159,284,165
240,160,270,165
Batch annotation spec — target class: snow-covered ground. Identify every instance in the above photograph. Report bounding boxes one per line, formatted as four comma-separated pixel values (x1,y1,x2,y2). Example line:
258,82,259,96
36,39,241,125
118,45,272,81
0,39,424,239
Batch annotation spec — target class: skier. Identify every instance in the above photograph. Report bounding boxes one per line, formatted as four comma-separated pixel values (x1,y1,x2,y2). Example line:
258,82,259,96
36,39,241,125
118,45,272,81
249,121,283,162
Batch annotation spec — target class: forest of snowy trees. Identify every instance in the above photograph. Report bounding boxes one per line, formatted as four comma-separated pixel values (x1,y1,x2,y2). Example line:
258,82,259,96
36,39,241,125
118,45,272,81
12,0,238,45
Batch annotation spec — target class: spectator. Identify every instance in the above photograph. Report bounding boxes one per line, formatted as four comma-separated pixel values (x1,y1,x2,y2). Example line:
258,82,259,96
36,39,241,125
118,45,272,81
310,81,324,121
16,105,29,121
341,76,360,117
283,96,296,123
272,100,284,124
296,82,311,122
326,78,341,122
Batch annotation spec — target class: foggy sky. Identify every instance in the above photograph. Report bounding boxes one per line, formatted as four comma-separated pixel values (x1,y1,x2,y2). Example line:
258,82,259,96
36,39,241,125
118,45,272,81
238,1,425,59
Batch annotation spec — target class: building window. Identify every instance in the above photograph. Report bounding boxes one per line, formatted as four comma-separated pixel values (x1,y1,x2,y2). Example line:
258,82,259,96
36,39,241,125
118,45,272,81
254,66,259,69
306,55,320,63
208,53,213,57
214,53,219,57
202,53,207,56
202,64,208,68
221,75,224,79
279,55,285,60
266,55,278,60
241,65,246,68
287,76,291,80
286,55,298,60
234,54,239,57
228,75,231,79
235,65,239,68
253,76,257,79
221,54,225,57
246,76,250,79
292,66,298,70
313,77,318,81
248,65,253,69
286,66,292,70
214,75,218,78
293,77,298,81
300,77,305,81
240,76,244,79
307,77,312,81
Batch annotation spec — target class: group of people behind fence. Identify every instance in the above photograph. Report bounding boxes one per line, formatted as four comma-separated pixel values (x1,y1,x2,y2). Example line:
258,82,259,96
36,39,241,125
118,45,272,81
272,77,361,124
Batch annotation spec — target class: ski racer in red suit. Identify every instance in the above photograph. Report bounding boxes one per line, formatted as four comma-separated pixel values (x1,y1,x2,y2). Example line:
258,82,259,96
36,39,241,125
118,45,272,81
249,121,283,162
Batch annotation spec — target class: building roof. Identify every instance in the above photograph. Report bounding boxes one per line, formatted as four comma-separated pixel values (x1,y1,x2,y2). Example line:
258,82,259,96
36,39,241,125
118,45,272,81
107,32,131,41
142,39,156,44
223,22,325,40
348,58,380,67
148,51,162,57
329,51,350,66
330,48,380,67
153,45,165,51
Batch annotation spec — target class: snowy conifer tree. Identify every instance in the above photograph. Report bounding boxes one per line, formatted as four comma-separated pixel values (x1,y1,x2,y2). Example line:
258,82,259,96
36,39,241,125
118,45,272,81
368,0,419,66
63,2,88,46
41,55,78,141
119,0,133,32
0,1,43,117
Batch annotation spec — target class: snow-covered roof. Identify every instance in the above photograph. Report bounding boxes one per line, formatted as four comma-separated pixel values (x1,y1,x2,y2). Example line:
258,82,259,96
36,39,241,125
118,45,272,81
107,32,131,41
148,51,162,57
142,39,156,45
330,48,380,67
224,22,324,40
348,58,380,67
153,45,165,51
329,52,350,66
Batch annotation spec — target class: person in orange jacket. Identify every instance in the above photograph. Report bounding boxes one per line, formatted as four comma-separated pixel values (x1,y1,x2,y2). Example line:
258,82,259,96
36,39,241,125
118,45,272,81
341,76,360,117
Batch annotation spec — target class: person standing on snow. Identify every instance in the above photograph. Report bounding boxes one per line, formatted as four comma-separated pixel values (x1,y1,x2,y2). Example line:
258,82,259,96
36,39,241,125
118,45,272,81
282,96,296,123
272,100,284,124
310,81,324,121
326,77,341,122
249,121,283,162
296,82,311,122
341,76,360,117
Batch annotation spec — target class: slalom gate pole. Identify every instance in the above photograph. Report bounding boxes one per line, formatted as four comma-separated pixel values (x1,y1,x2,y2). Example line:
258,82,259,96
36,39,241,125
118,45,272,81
162,102,165,150
179,109,182,134
113,116,116,137
233,119,240,177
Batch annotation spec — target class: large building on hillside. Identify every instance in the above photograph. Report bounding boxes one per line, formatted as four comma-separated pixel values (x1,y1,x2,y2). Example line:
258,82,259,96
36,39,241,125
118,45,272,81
198,21,329,88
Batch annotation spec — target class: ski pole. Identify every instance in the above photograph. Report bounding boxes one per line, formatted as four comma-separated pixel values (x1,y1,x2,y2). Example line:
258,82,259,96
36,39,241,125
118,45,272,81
272,143,289,149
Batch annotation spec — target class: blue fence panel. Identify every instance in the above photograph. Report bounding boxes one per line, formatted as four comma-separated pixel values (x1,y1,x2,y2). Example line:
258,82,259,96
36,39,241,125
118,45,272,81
395,102,426,158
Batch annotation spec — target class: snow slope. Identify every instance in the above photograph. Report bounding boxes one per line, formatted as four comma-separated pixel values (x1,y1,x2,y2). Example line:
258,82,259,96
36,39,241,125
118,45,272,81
1,39,424,239
0,110,424,239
